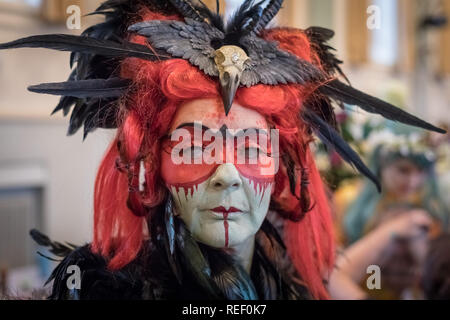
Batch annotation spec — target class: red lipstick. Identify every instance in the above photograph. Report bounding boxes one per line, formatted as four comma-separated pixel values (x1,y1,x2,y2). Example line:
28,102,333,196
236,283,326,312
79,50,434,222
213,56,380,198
210,207,242,249
211,206,242,214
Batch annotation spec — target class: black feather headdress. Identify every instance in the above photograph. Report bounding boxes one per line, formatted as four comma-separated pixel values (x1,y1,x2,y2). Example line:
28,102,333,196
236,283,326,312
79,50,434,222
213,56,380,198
0,0,445,189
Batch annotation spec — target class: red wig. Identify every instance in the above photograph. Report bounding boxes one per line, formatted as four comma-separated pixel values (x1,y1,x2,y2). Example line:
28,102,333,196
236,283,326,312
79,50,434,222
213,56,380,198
92,7,334,300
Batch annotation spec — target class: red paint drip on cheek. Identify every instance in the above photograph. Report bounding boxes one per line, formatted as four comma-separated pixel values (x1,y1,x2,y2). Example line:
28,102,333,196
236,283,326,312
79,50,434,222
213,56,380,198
167,166,219,196
223,212,229,248
238,172,274,194
178,185,195,197
251,181,272,193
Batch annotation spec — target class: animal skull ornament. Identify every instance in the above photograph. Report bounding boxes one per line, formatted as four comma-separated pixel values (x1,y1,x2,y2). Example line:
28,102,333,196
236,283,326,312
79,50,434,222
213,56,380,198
214,45,250,116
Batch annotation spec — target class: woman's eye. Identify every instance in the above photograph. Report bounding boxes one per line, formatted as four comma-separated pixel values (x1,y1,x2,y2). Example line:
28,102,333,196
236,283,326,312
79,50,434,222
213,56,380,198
246,147,260,156
182,146,203,158
237,147,265,159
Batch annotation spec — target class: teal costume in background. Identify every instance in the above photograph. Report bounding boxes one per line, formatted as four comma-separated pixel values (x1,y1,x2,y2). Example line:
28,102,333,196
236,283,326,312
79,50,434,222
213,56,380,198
343,124,449,244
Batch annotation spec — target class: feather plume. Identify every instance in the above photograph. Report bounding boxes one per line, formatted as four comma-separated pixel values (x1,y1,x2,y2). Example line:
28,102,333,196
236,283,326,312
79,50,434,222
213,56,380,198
28,78,131,98
303,109,381,191
168,0,207,22
29,229,77,258
0,34,169,61
321,80,446,134
253,0,284,34
306,27,348,82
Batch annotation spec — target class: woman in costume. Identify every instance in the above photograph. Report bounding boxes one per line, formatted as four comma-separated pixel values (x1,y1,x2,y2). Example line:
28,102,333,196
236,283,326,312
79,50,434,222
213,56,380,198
343,126,448,245
331,128,448,299
0,0,445,300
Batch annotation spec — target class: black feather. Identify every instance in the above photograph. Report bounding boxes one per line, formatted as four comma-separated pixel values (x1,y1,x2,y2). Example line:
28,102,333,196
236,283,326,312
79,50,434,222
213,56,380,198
321,80,446,134
168,0,207,22
303,109,381,191
30,229,77,258
226,0,259,34
96,0,129,12
260,219,286,250
205,247,258,300
82,99,119,139
253,0,284,34
68,100,90,136
0,34,169,61
232,0,265,35
47,245,144,299
52,96,77,116
306,27,348,82
252,244,277,299
28,78,131,98
193,0,225,31
175,220,221,298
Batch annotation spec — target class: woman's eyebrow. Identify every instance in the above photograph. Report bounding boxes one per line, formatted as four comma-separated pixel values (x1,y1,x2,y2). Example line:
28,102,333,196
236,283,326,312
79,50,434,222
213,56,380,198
176,122,210,131
175,123,269,136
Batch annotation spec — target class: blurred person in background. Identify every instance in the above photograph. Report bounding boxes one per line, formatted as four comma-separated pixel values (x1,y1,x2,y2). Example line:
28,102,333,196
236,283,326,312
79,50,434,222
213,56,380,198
330,127,449,300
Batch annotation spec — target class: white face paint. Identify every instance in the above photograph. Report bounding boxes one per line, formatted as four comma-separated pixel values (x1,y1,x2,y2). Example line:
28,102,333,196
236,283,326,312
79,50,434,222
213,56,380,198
168,163,273,248
161,99,277,250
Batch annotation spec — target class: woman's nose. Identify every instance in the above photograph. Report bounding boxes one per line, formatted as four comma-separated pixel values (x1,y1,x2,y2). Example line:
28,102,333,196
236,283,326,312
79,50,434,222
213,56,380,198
210,164,242,191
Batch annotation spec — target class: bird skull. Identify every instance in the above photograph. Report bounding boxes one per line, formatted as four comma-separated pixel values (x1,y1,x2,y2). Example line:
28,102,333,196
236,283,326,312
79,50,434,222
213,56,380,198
214,45,249,116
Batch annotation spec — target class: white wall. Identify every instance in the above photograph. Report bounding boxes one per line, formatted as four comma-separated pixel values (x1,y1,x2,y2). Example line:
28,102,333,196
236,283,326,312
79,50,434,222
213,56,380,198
0,1,111,246
0,121,113,244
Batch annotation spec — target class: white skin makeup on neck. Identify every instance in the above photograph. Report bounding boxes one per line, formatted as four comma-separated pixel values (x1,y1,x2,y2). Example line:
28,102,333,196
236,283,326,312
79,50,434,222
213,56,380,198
160,98,276,273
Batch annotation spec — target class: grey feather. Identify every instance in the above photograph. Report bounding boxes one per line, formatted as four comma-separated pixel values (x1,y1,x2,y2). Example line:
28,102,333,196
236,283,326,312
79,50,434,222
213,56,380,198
240,36,322,86
129,19,224,77
129,18,322,87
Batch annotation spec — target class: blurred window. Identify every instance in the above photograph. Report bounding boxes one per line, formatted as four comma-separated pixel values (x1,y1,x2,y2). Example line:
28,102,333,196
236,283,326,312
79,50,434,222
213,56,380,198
370,0,399,66
0,0,41,7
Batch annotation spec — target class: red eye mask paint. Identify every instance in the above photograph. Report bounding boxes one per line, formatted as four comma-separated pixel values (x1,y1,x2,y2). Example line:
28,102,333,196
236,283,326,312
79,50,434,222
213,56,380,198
160,127,276,249
160,128,276,191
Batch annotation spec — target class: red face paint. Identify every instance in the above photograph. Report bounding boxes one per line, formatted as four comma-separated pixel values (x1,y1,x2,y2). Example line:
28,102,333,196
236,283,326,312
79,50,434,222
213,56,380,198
224,216,229,248
211,207,242,247
160,126,277,194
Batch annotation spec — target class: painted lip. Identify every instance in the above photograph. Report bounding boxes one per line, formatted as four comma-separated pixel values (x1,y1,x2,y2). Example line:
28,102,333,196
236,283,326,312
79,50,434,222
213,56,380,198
209,206,244,219
211,206,242,214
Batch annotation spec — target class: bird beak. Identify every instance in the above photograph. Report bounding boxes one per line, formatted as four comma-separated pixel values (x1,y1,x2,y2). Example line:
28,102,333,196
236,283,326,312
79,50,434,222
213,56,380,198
219,69,240,116
214,45,249,116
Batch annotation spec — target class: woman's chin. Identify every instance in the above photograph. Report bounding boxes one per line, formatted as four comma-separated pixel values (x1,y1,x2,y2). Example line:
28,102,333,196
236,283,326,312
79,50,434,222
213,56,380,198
193,229,249,249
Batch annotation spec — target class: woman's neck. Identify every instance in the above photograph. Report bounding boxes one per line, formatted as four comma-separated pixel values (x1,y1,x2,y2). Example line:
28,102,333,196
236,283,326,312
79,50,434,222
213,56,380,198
230,236,256,274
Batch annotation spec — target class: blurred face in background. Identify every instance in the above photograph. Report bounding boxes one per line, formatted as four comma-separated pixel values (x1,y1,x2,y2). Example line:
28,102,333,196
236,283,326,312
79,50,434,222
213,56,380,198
381,158,427,197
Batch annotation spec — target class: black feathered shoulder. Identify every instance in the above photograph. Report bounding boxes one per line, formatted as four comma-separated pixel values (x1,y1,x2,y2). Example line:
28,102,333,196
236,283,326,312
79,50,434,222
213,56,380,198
48,245,145,300
31,215,312,301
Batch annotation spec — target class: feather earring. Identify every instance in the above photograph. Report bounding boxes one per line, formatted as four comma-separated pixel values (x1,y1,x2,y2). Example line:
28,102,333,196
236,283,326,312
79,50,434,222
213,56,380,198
164,197,183,284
